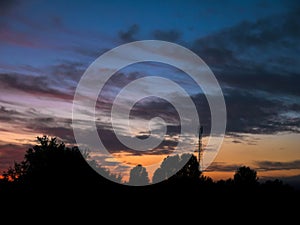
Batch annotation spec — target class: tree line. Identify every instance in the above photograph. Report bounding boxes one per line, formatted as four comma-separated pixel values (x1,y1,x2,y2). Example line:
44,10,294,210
0,136,296,198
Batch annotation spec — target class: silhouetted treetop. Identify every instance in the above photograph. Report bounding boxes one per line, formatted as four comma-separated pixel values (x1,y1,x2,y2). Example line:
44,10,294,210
152,153,200,183
128,164,149,186
0,136,297,200
1,135,121,190
233,166,258,187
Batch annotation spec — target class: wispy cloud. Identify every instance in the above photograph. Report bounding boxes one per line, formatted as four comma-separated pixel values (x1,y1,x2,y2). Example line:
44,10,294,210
0,72,74,100
119,24,139,42
256,160,300,171
205,162,242,172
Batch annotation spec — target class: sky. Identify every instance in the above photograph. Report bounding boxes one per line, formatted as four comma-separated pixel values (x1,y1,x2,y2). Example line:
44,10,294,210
0,0,300,185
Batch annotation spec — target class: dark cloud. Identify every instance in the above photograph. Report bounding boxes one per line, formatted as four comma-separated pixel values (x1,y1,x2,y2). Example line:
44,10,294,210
102,71,144,90
96,72,145,113
188,9,300,135
218,68,300,97
240,91,299,133
225,90,277,133
25,117,75,143
1,110,75,146
49,61,86,83
224,90,300,134
100,72,299,138
152,29,182,42
226,132,261,145
0,105,19,115
0,105,21,122
125,94,211,135
256,160,300,171
95,123,178,155
38,126,75,143
118,24,139,42
131,89,292,136
130,97,180,124
193,9,300,76
198,9,300,52
205,162,242,172
0,72,74,100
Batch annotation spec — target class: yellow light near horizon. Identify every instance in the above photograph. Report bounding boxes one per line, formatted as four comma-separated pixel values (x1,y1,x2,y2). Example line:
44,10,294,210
0,130,38,146
205,133,300,181
107,132,300,183
113,152,169,166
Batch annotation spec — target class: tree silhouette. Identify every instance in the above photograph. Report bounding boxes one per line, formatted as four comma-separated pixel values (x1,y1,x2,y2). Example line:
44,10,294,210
1,136,121,191
152,154,180,183
152,153,200,183
233,166,258,187
0,135,297,200
2,161,28,182
176,154,200,180
89,159,122,183
128,164,149,186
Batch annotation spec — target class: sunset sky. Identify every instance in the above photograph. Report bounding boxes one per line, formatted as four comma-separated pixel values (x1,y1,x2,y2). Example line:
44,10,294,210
0,0,300,185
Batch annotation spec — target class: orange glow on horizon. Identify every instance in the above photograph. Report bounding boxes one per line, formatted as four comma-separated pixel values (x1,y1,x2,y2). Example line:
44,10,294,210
109,132,300,183
0,131,299,184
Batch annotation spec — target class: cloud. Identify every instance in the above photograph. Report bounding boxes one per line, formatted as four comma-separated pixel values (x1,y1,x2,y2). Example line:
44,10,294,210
25,117,75,143
226,132,261,145
95,123,178,155
188,9,300,135
256,160,300,171
129,88,296,136
0,72,74,100
205,162,242,172
0,106,20,121
192,9,300,81
197,9,300,52
118,24,139,42
218,68,300,97
49,61,86,83
124,10,300,137
78,9,300,137
224,89,300,134
152,29,182,42
0,106,76,145
225,91,279,133
129,97,180,124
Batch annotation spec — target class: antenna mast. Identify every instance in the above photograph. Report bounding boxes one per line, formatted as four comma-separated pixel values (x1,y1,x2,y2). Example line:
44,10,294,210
198,126,203,172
